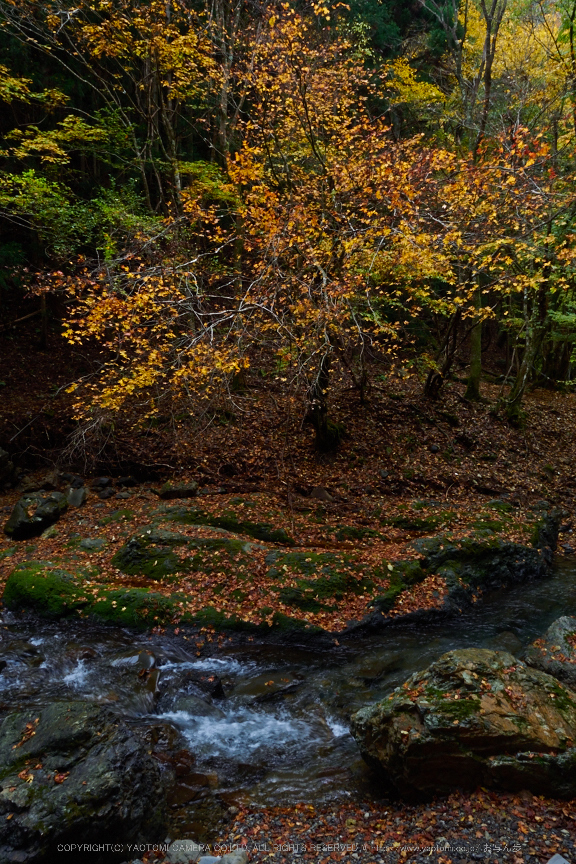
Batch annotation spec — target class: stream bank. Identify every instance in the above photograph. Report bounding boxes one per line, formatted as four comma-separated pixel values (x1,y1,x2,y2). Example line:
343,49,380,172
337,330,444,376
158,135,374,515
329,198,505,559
3,555,576,862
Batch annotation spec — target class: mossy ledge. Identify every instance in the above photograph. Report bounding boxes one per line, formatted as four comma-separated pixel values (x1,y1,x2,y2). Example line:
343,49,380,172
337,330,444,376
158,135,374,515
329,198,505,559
1,510,561,637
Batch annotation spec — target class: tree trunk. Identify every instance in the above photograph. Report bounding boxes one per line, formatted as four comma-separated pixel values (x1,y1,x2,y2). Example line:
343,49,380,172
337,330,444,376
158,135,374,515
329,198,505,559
307,353,340,450
506,278,548,423
465,290,482,400
423,309,461,399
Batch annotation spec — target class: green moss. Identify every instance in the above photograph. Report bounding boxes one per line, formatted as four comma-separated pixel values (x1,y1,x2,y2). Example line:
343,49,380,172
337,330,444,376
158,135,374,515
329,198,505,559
98,508,134,525
266,550,344,578
487,500,513,513
270,611,323,633
155,506,295,545
2,561,182,629
371,582,405,613
335,525,381,541
548,681,576,714
422,684,480,720
84,587,179,628
383,513,446,531
369,558,426,613
3,563,88,617
112,531,256,580
394,559,427,585
472,517,508,532
186,605,259,631
438,696,481,720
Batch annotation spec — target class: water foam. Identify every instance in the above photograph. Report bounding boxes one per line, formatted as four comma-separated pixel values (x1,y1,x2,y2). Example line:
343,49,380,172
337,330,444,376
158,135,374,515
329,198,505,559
62,660,90,688
155,705,317,760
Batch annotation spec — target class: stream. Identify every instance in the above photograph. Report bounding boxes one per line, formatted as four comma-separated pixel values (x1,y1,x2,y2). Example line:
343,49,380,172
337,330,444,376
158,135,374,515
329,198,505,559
2,556,576,835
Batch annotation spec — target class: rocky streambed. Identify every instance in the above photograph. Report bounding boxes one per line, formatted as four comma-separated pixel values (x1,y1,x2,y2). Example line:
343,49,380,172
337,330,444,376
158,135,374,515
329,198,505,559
2,486,576,861
3,555,576,861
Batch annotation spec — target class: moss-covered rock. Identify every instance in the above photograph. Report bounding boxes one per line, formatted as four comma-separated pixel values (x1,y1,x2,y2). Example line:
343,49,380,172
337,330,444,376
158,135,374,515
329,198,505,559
335,525,381,542
157,480,198,499
0,701,167,862
112,527,264,580
3,563,182,629
370,559,427,613
265,550,375,612
350,648,576,799
410,522,557,600
98,508,134,526
155,505,295,545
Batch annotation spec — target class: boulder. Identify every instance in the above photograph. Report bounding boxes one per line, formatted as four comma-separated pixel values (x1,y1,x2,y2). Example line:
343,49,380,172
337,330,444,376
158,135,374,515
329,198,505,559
4,492,68,540
165,839,205,863
158,481,199,500
91,477,111,489
220,852,248,864
525,616,576,688
112,527,261,580
3,562,180,629
350,648,576,799
0,701,167,863
66,486,87,508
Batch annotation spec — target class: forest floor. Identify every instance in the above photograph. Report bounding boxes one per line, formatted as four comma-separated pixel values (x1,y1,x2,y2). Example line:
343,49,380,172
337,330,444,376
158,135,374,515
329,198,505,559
2,324,576,861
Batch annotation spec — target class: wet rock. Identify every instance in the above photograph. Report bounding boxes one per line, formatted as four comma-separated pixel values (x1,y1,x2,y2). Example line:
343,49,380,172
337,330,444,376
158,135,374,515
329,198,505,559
117,476,138,487
4,491,68,540
67,486,87,508
412,523,558,594
156,666,226,713
171,694,226,718
166,839,204,863
0,701,167,863
524,616,576,688
482,630,523,655
158,481,199,500
350,648,576,799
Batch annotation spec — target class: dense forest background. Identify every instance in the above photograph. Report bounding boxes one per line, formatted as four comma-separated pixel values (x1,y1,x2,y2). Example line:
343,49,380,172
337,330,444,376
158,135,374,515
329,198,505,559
1,0,576,472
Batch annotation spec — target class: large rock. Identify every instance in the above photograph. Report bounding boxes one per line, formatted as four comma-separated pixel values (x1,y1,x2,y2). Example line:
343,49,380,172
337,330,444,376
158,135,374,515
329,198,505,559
350,648,576,798
157,481,199,500
525,616,576,688
4,492,68,540
3,562,179,629
112,527,263,580
0,701,167,863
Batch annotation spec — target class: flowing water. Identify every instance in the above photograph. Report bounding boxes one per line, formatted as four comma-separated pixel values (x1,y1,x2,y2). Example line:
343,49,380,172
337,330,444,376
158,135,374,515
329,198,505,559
2,557,576,823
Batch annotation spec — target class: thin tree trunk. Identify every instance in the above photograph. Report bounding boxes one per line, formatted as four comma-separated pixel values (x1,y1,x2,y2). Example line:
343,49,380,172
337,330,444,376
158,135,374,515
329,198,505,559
465,289,482,400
